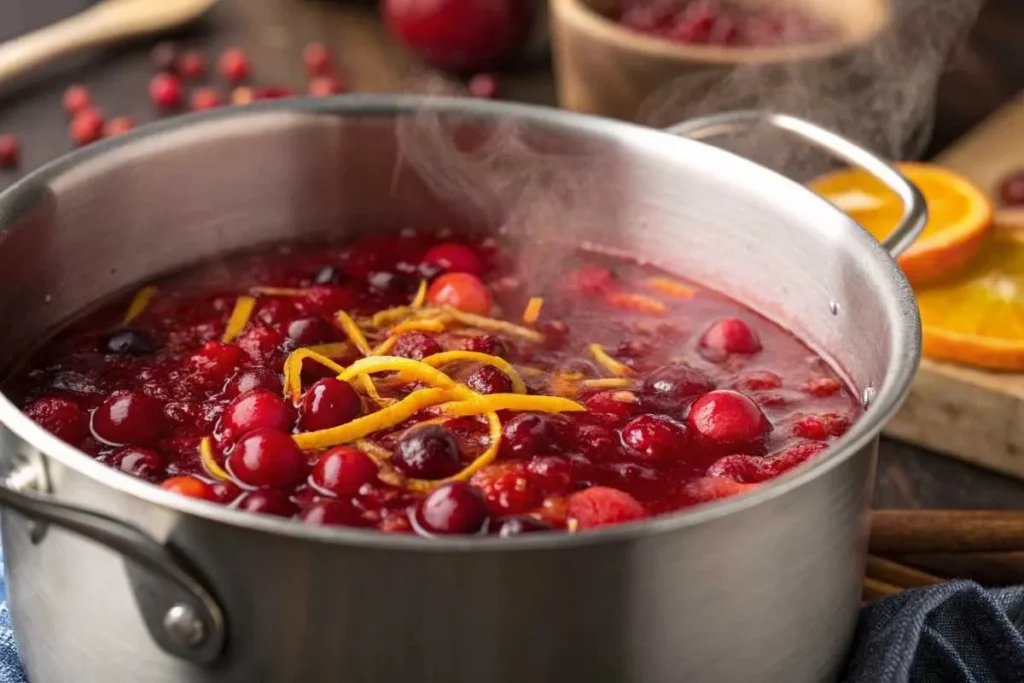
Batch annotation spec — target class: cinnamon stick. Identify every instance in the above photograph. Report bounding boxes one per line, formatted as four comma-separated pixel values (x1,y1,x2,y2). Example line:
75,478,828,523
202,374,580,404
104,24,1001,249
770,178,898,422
862,577,903,601
893,552,1024,586
865,555,944,588
870,510,1024,554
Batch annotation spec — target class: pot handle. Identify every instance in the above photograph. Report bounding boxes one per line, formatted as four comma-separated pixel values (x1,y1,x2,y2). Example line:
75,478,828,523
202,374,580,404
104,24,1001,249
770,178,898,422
0,457,226,665
665,110,928,258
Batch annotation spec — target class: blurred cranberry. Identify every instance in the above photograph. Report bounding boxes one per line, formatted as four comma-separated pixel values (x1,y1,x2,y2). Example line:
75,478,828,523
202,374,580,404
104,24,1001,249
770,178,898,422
105,117,135,137
999,169,1024,207
422,242,483,275
151,41,180,72
303,43,334,76
308,75,345,97
567,487,645,529
149,74,183,111
162,476,217,501
468,73,499,98
24,397,88,444
62,85,92,116
178,50,206,79
70,108,104,146
0,134,19,169
190,87,223,111
219,48,250,83
237,490,297,517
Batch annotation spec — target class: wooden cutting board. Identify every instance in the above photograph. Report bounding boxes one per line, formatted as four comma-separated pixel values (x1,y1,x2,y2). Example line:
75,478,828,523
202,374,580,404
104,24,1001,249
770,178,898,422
883,99,1024,478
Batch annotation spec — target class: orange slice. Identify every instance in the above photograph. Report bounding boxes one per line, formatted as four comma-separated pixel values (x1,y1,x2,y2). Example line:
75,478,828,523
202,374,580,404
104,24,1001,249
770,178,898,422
810,162,993,285
916,228,1024,370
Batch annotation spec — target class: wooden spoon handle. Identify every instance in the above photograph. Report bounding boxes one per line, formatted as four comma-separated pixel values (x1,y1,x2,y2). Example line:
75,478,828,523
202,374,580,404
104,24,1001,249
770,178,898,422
870,509,1024,554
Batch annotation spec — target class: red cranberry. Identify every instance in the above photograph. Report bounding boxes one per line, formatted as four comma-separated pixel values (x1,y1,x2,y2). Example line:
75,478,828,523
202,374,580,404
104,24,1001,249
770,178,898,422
687,390,771,450
190,87,222,111
178,50,205,79
468,73,499,98
393,332,443,361
151,41,180,72
394,425,462,479
237,326,285,363
254,85,294,100
308,75,345,96
299,285,359,316
801,377,843,397
382,0,536,72
466,365,514,394
105,116,135,137
188,341,243,386
70,108,104,146
732,370,782,391
298,378,362,432
300,499,366,526
221,390,294,442
426,273,493,315
228,428,308,489
303,43,334,76
791,413,850,440
161,476,217,501
526,455,573,493
459,334,506,356
584,390,639,422
92,391,166,446
495,515,552,536
111,447,165,480
24,397,89,444
643,363,714,404
567,487,645,529
62,85,92,115
414,482,490,535
149,74,183,111
472,461,542,514
422,242,483,275
218,48,250,83
999,169,1024,207
699,318,762,360
211,480,242,503
286,317,336,346
501,413,560,458
685,476,757,504
573,421,620,461
621,414,688,461
237,490,297,517
100,327,157,355
0,134,18,169
707,441,828,483
311,446,378,496
223,368,283,398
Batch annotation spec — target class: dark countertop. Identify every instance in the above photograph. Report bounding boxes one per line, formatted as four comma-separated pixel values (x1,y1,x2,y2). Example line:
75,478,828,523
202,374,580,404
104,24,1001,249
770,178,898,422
2,0,1023,510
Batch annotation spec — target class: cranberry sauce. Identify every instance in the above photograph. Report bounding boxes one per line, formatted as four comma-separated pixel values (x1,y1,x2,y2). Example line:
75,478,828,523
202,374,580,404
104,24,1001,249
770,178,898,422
8,231,860,536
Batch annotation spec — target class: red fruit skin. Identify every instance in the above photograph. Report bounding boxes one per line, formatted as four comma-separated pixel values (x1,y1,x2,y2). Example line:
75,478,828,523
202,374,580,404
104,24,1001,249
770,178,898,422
70,109,105,146
687,389,771,450
149,74,183,111
567,487,645,529
62,85,92,115
162,476,217,501
219,48,251,83
0,134,18,169
24,397,88,444
706,441,828,483
425,273,493,315
382,0,537,73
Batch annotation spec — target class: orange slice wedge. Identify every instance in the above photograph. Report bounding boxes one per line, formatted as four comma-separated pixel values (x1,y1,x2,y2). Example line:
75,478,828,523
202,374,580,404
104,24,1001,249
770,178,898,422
810,162,993,285
916,228,1024,370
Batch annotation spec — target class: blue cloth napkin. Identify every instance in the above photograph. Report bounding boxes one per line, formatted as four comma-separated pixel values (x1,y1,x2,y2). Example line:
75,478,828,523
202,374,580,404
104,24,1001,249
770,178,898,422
0,555,1021,683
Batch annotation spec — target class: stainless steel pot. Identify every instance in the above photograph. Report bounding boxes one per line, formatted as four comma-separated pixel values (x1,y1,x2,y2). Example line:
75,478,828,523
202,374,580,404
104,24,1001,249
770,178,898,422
0,97,924,683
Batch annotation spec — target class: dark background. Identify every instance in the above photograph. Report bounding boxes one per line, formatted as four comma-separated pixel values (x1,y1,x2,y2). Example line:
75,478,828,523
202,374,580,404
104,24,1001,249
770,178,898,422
2,0,1023,509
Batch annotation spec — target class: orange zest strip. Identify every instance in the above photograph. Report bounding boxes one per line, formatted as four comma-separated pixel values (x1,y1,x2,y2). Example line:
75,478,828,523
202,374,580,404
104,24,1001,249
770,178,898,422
522,297,544,325
421,351,527,394
371,336,398,356
437,393,585,418
355,438,392,461
405,412,502,492
123,286,157,324
411,280,428,308
606,291,667,315
610,391,640,404
249,286,309,297
283,348,347,402
199,437,230,481
293,387,454,449
582,378,634,389
335,311,372,356
647,276,696,298
305,342,350,359
390,319,448,335
515,365,547,377
222,296,257,343
359,374,395,407
588,343,635,376
372,306,413,328
443,307,545,343
549,369,585,397
336,356,458,388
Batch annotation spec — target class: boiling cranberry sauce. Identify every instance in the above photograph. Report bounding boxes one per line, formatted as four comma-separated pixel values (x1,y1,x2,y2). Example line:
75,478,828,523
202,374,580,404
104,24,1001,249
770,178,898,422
9,231,859,536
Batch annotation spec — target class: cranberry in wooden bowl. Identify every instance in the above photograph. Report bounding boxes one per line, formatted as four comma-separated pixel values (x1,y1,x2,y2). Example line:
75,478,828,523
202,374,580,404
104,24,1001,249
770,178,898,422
0,99,922,683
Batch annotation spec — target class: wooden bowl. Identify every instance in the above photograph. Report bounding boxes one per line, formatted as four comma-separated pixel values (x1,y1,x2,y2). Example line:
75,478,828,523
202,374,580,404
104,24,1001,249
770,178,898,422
551,0,893,125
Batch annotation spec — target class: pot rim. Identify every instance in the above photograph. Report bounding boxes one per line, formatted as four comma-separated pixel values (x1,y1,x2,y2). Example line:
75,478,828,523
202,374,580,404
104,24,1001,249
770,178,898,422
0,94,920,551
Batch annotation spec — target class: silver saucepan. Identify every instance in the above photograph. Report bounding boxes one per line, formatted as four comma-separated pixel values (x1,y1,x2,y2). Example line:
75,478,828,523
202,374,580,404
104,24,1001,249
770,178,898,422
0,96,924,683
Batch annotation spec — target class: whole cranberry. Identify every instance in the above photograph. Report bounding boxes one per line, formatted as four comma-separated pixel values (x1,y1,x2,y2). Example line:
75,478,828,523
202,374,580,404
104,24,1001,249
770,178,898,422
303,43,334,76
149,73,183,111
567,487,645,529
228,428,308,489
472,461,541,514
300,499,366,526
312,446,379,496
298,378,362,432
161,476,217,501
111,447,165,480
394,425,462,479
189,87,223,111
999,169,1024,207
151,41,180,72
643,363,714,405
621,414,688,461
392,332,442,361
100,326,157,356
237,326,285,363
495,515,553,536
218,47,251,83
298,285,359,316
526,455,573,493
92,391,166,446
178,50,206,79
414,482,491,535
426,273,493,314
0,134,18,169
24,396,89,444
468,73,499,99
221,390,294,442
237,490,298,517
104,116,135,137
70,108,104,146
501,413,560,457
466,365,514,394
791,413,850,440
223,368,283,398
459,334,506,356
584,390,640,422
732,370,782,392
188,340,243,386
422,242,483,275
62,85,92,115
687,390,771,450
286,317,336,346
211,480,243,503
308,75,345,97
382,0,536,72
699,318,762,360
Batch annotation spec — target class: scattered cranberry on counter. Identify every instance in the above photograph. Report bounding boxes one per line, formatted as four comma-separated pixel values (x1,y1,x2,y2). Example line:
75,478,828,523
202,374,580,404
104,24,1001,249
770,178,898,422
190,87,223,111
219,48,251,83
104,116,135,137
70,108,105,146
0,134,19,169
149,73,183,111
62,85,92,116
151,41,180,73
254,85,294,100
178,50,206,80
467,73,499,99
998,169,1024,207
308,75,345,97
303,43,334,76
